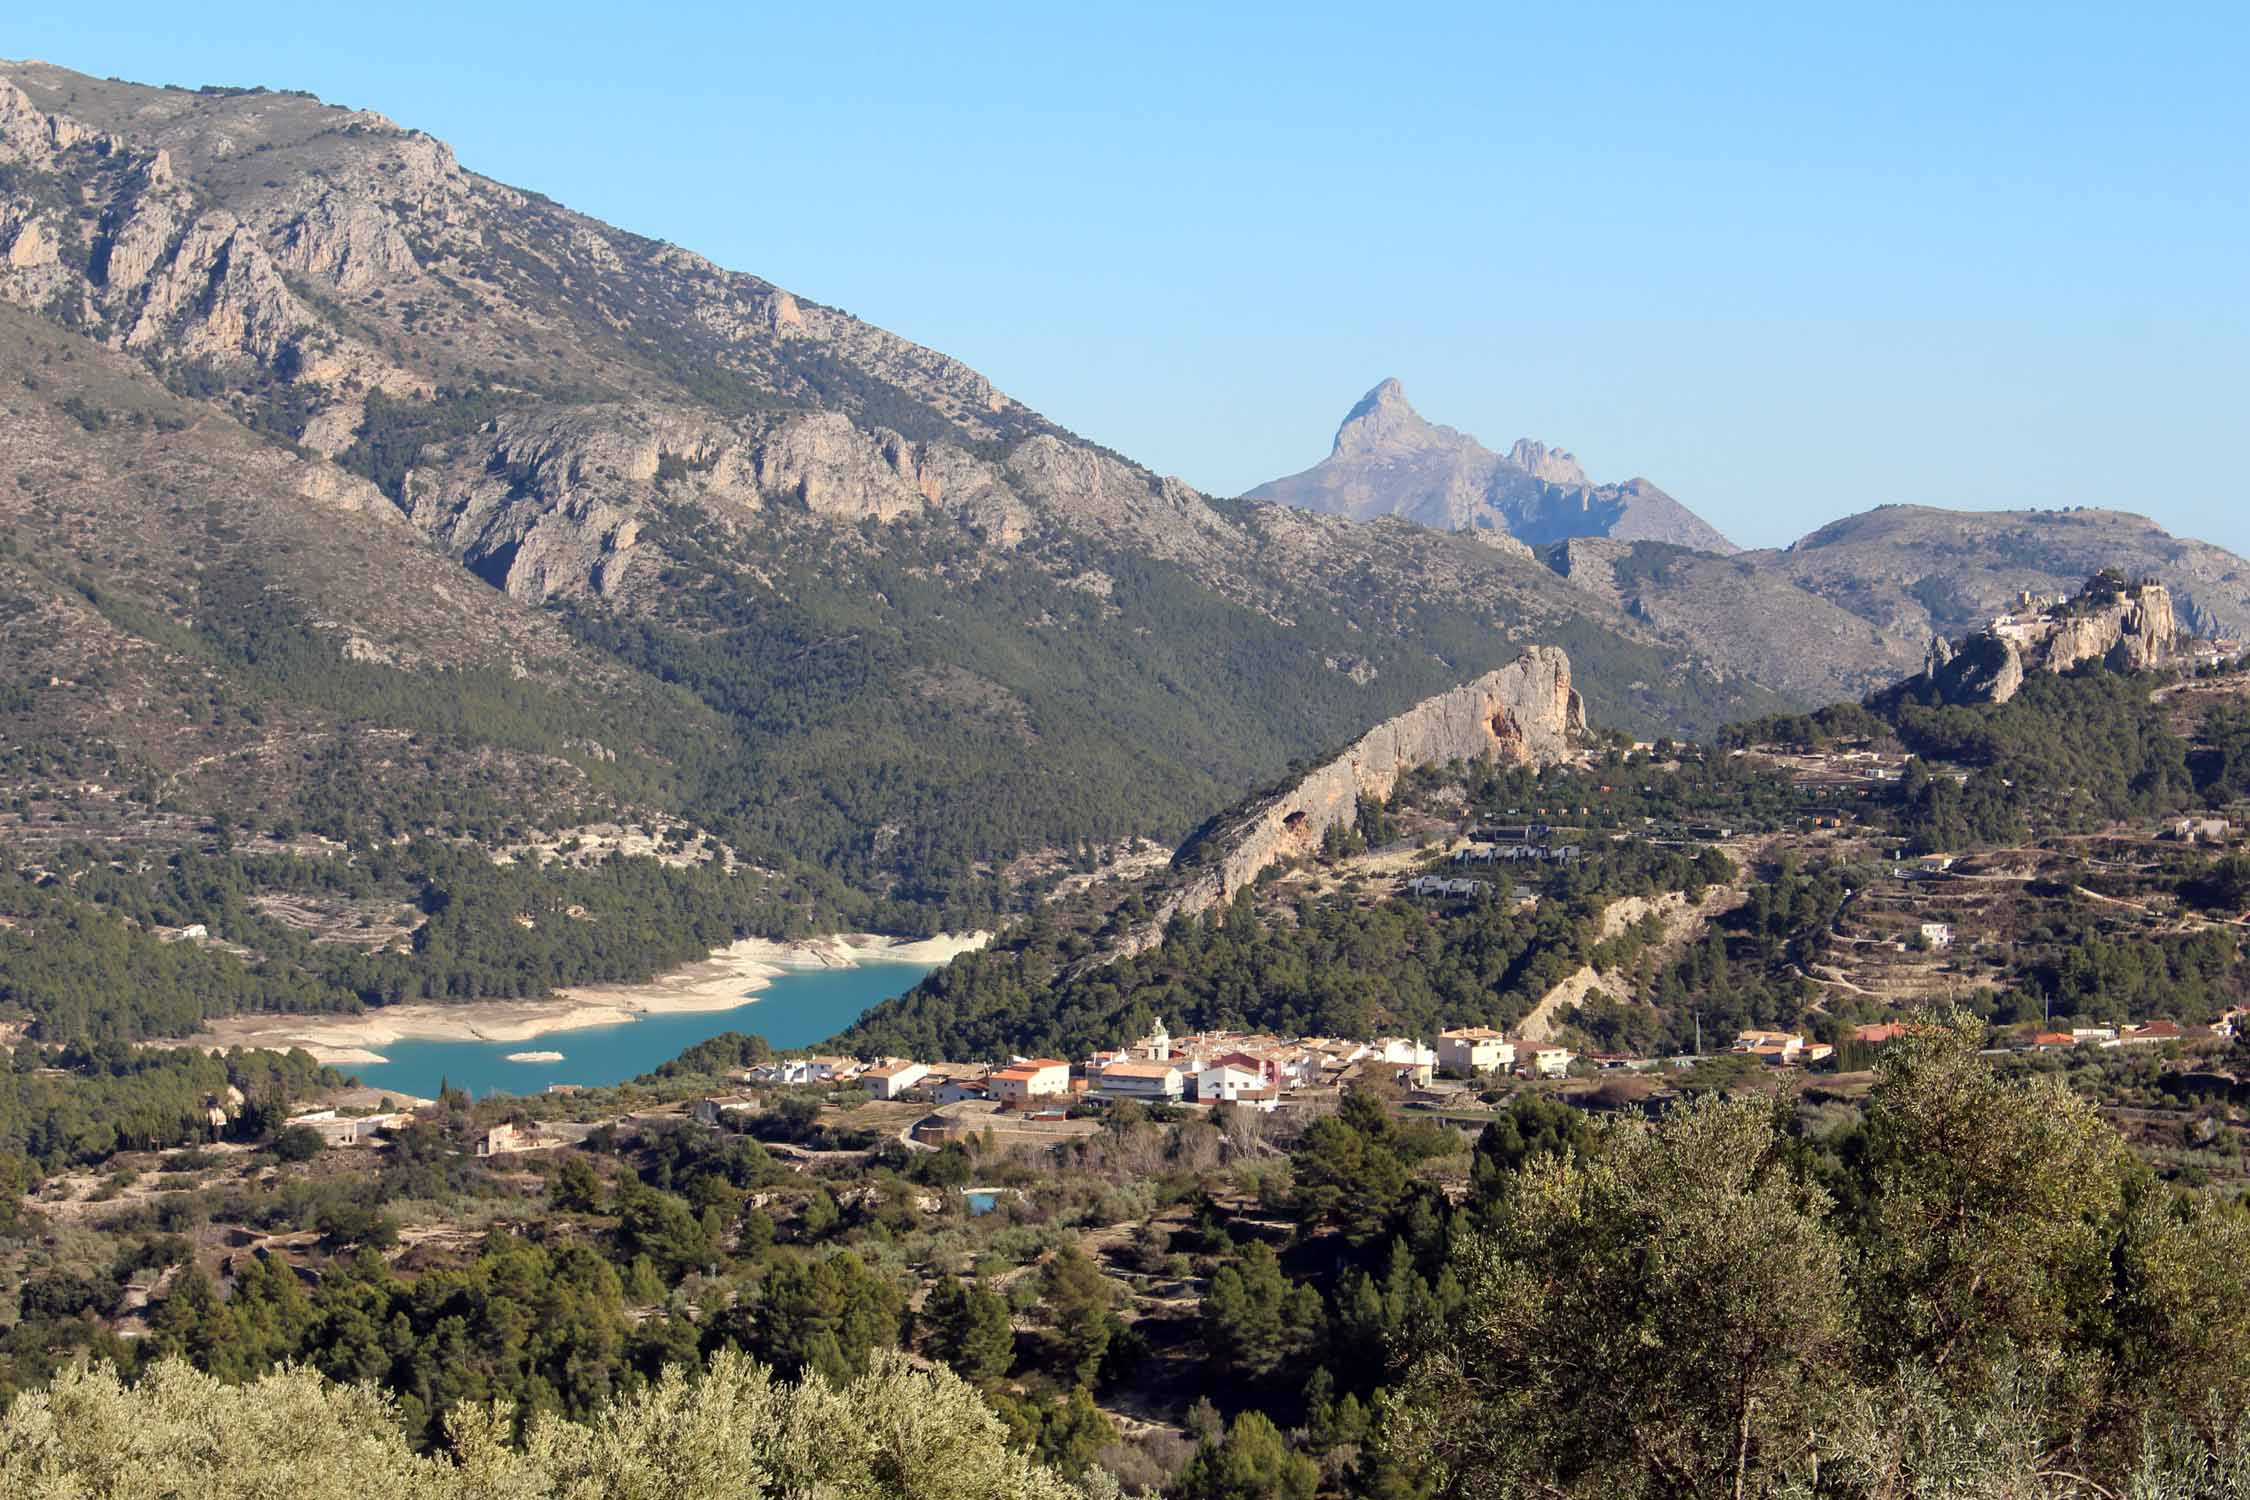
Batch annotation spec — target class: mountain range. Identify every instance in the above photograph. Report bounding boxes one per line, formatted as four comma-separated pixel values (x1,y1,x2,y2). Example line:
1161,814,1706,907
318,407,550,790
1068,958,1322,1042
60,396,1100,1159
3,59,2248,928
1247,377,1739,553
1251,380,2250,703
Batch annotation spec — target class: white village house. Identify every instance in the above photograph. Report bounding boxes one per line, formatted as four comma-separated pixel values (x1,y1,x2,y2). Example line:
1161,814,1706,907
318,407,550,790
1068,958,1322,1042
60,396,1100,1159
1097,1060,1184,1102
988,1059,1072,1110
860,1060,930,1100
1436,1027,1515,1078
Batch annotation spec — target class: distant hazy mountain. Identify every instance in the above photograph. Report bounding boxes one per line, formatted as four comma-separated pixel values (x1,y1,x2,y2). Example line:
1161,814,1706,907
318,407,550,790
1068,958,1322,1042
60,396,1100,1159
1536,507,2250,705
1246,379,1738,553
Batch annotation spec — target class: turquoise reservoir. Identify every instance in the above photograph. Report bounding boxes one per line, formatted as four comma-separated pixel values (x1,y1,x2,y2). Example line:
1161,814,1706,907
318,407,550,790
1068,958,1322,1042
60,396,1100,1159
344,961,936,1100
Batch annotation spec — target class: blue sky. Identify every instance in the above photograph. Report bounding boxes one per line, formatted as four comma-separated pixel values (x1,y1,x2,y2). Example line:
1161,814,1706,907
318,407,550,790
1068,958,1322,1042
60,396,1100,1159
14,3,2248,552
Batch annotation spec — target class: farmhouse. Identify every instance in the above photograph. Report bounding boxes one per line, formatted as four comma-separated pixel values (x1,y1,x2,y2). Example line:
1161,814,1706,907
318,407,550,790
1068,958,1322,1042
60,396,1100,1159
988,1059,1071,1110
860,1060,931,1100
1436,1027,1516,1078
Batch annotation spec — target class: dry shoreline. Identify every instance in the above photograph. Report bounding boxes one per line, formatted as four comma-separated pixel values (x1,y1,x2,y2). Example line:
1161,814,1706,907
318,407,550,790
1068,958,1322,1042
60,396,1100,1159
170,931,989,1066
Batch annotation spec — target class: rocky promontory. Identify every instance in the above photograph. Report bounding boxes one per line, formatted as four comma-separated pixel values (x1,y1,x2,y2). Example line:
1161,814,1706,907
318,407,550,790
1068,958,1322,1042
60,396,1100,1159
1896,573,2188,706
1113,647,1585,955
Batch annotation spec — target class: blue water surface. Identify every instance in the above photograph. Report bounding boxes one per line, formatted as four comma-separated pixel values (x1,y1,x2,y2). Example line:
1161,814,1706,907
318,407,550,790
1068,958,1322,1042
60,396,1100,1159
345,961,935,1100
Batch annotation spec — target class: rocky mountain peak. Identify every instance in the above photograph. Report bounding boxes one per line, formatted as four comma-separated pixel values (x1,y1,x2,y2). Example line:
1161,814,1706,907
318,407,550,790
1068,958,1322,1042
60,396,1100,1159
1254,383,1737,554
1506,438,1590,489
1332,377,1457,457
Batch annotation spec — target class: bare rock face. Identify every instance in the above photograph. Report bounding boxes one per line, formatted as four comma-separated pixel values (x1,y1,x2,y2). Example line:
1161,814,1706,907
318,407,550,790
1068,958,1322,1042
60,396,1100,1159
0,76,118,156
1120,647,1585,953
750,410,931,523
0,79,409,400
1507,438,1590,489
2046,583,2181,675
1901,575,2188,705
1003,436,1239,564
272,189,421,293
1248,378,1737,554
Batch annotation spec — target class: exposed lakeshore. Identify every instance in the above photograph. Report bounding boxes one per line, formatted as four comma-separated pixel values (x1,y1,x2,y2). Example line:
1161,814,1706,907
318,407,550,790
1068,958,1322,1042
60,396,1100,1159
172,931,988,1066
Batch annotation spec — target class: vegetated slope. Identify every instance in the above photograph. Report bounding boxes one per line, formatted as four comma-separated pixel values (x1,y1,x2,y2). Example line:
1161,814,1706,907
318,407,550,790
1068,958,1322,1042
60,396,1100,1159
1540,538,1931,702
1766,504,2250,644
0,61,1793,927
856,577,2250,1066
1247,378,1738,552
0,299,732,843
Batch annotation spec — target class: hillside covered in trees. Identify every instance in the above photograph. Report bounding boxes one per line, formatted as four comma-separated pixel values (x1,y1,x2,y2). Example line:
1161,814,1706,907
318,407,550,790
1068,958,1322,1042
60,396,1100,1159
8,1024,2250,1497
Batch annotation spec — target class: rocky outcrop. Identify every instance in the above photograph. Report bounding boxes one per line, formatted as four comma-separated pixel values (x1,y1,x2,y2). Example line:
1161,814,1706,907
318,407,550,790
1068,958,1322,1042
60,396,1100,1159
1507,438,1590,489
1247,379,1738,554
1896,575,2188,705
0,78,411,403
1117,648,1584,953
272,189,421,293
2043,584,2182,675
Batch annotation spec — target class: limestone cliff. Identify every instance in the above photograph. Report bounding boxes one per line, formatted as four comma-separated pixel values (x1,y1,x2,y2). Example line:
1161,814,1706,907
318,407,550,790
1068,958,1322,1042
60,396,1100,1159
1117,648,1585,954
0,78,415,406
1896,574,2188,705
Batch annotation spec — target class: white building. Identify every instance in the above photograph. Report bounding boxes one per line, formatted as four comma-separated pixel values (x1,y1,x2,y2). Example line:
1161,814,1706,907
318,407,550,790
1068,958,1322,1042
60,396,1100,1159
860,1060,931,1100
694,1094,758,1125
934,1076,991,1105
1733,1030,1805,1063
1437,1027,1515,1078
1919,922,1954,949
1371,1038,1437,1087
1097,1061,1184,1102
988,1059,1072,1109
1528,1047,1575,1079
1193,1060,1267,1103
475,1122,551,1157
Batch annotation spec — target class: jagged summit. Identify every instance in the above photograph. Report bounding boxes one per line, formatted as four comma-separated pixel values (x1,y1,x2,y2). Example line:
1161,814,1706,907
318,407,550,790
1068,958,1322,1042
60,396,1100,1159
1334,377,1439,455
1506,438,1590,489
1251,380,1737,554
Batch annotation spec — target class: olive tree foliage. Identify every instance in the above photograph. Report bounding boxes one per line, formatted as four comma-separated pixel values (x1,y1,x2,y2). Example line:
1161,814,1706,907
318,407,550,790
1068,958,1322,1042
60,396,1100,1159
1852,1018,2131,1390
0,1357,457,1500
1383,1092,1847,1500
1,1351,1116,1500
1378,1016,2250,1499
1779,1358,2250,1500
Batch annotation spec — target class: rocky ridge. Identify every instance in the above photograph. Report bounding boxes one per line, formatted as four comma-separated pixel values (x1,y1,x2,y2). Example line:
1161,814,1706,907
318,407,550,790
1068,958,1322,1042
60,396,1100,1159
1247,378,1739,553
1114,647,1585,955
